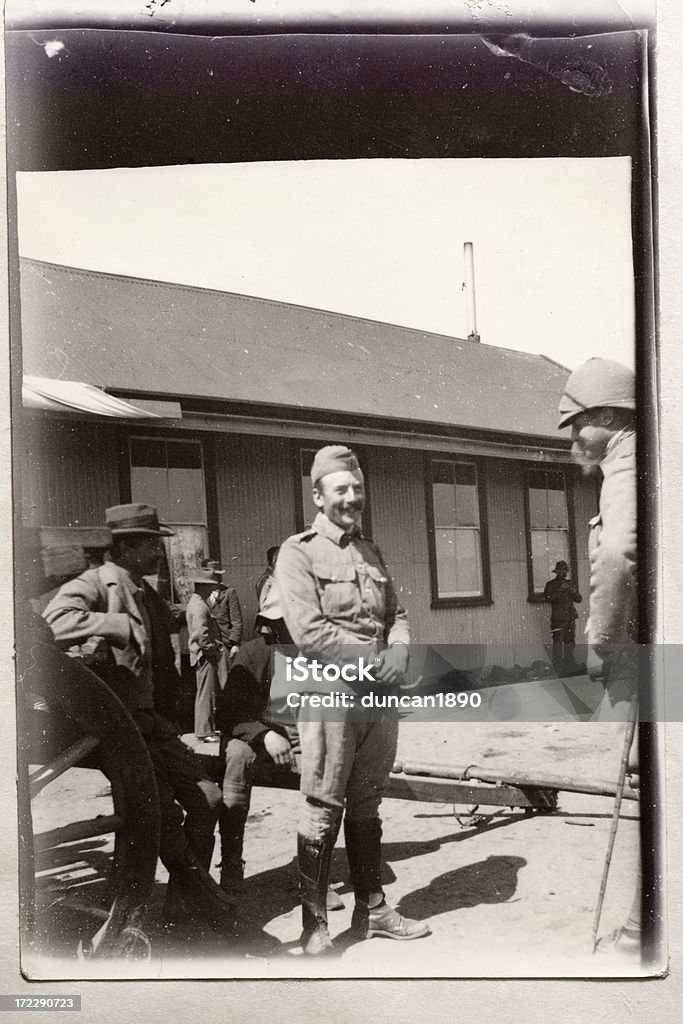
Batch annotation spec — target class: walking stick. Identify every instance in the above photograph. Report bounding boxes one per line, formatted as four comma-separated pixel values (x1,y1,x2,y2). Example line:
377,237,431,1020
592,691,639,952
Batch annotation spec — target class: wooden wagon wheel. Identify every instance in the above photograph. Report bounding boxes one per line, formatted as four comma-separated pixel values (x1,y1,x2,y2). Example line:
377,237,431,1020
17,635,161,959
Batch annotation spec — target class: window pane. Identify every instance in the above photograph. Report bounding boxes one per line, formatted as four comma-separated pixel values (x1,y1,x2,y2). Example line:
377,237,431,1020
455,481,479,527
435,528,458,596
453,463,476,487
433,482,456,526
435,528,482,597
528,487,548,528
167,467,206,523
432,461,454,486
527,469,547,491
130,438,166,468
455,529,482,594
531,529,569,592
130,466,170,520
167,440,202,469
546,486,568,529
431,459,484,598
545,471,565,492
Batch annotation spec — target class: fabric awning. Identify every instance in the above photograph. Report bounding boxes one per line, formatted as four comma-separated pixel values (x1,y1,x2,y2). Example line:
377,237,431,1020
22,376,161,418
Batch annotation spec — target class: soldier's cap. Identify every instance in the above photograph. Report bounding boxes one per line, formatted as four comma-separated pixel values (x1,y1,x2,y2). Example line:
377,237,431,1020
201,558,225,575
553,560,569,574
310,445,361,487
558,357,635,429
191,569,227,589
106,503,174,536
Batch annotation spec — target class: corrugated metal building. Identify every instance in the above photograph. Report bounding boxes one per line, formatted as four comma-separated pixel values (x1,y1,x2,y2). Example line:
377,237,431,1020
16,257,598,646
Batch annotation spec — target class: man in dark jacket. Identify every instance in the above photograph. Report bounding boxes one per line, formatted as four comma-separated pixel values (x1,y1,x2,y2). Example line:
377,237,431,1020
201,558,243,682
214,598,298,891
43,503,239,938
543,560,582,673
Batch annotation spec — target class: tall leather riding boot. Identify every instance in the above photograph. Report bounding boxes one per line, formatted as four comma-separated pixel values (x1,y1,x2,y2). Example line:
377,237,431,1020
164,847,239,940
297,833,336,956
218,804,248,892
345,818,431,941
185,822,218,875
344,817,383,902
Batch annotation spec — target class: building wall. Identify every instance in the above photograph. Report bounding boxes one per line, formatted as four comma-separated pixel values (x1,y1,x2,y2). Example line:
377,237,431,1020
213,432,297,636
18,417,598,652
18,416,121,529
363,446,597,649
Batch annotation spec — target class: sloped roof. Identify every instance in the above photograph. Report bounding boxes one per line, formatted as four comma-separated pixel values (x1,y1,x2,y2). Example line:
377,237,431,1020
19,258,570,440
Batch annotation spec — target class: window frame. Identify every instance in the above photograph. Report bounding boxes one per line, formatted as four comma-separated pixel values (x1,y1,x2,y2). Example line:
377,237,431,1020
425,453,491,609
126,431,217,602
523,467,578,602
128,433,209,529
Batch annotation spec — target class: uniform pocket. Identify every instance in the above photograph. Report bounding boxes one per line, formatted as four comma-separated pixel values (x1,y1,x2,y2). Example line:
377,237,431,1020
311,561,358,617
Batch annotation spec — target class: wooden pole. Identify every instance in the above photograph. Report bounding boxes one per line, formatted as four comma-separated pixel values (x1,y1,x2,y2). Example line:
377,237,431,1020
391,760,639,801
591,694,639,952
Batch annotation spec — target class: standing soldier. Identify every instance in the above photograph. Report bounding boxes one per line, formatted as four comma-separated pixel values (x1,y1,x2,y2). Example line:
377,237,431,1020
275,445,431,956
543,559,582,674
558,357,640,954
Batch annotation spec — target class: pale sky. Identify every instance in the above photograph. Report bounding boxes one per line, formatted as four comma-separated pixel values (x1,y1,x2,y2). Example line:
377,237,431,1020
17,158,636,370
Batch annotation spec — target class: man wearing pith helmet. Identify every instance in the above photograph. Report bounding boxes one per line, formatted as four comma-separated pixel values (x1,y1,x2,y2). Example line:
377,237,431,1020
558,357,638,661
275,444,431,955
558,357,641,955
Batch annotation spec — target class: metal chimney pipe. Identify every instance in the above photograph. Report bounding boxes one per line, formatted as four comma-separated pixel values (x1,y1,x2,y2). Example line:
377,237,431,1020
463,242,481,343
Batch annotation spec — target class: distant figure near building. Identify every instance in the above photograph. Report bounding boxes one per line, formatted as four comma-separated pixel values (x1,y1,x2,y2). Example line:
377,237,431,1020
543,560,582,673
187,570,227,742
201,558,243,680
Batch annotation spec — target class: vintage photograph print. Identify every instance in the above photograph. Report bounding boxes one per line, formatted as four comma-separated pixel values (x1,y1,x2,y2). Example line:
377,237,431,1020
5,0,662,981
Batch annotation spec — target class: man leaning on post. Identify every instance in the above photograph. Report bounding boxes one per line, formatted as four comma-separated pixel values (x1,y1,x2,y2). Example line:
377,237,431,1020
558,358,640,956
42,503,240,940
275,445,431,956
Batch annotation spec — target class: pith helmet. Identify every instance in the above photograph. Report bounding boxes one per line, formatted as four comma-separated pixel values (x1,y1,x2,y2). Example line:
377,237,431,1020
558,358,635,429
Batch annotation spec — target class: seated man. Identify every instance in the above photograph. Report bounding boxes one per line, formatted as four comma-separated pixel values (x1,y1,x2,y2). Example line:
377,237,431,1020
215,590,344,911
42,502,239,940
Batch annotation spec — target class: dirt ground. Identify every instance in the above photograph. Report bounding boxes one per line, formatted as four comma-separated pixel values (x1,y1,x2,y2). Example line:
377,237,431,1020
23,675,648,981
